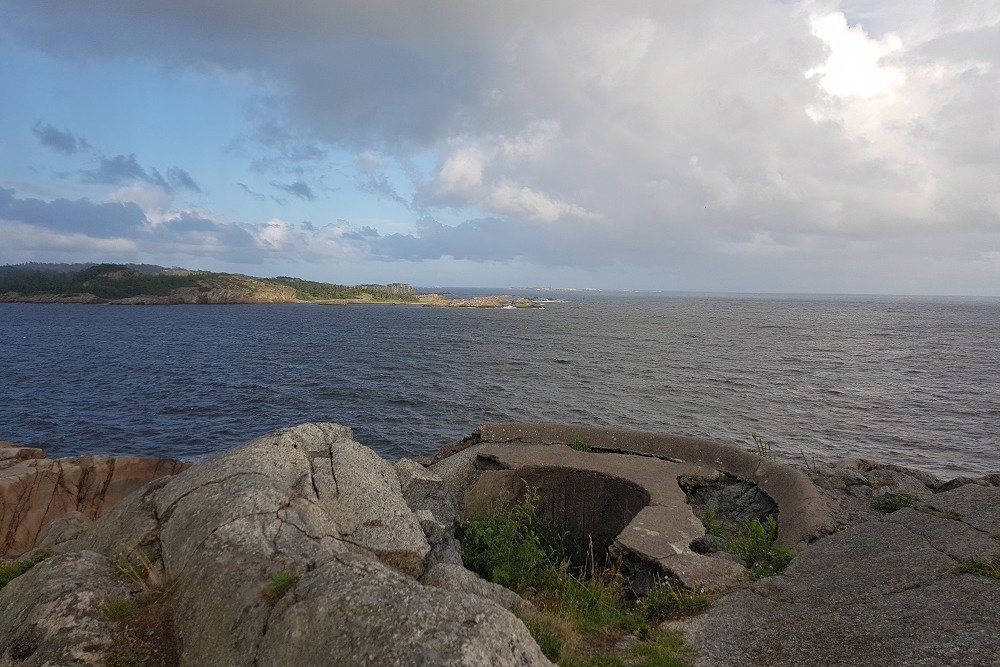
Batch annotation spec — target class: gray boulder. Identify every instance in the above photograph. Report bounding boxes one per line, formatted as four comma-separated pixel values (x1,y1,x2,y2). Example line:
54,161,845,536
7,423,550,667
0,551,137,666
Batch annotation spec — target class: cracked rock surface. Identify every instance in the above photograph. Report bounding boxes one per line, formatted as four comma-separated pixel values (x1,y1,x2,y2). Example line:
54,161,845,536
0,423,550,667
677,484,1000,667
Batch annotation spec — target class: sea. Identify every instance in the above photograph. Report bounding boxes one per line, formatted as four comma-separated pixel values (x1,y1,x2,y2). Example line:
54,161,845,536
0,292,997,480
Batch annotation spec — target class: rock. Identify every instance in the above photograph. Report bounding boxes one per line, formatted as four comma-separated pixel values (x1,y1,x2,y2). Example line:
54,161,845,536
0,453,187,557
690,534,728,554
0,442,45,467
680,496,1000,667
415,509,464,569
257,554,548,666
422,562,534,613
29,423,549,667
29,511,92,554
0,550,137,666
396,457,458,526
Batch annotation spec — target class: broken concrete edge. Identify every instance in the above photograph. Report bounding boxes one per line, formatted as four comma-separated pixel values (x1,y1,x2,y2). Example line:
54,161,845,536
463,422,839,549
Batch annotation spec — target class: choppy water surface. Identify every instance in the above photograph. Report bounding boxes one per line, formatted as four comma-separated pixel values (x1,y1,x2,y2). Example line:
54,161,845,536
1,293,997,478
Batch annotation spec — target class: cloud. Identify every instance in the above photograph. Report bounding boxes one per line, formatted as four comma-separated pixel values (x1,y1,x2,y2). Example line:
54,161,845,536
270,180,315,201
0,187,147,237
3,1,1000,292
237,183,266,201
78,154,201,193
166,166,201,192
31,122,90,155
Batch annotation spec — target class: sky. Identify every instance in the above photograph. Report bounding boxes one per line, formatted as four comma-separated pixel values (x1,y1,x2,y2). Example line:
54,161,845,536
1,1,999,294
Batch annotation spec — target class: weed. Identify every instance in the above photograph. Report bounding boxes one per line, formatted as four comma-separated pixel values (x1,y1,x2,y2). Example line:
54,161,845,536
954,559,1000,580
799,449,819,473
728,516,794,579
839,474,869,488
460,492,704,666
700,507,725,538
750,433,773,459
625,629,691,667
263,569,300,603
870,493,917,513
640,581,709,622
570,436,592,453
104,597,137,621
0,552,49,589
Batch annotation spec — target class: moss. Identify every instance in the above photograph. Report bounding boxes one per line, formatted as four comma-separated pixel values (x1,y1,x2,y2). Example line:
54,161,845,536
870,493,917,513
0,553,49,589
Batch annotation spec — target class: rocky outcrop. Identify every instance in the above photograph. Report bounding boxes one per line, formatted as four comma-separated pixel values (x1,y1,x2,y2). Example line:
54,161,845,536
0,423,549,666
678,483,1000,667
0,444,188,557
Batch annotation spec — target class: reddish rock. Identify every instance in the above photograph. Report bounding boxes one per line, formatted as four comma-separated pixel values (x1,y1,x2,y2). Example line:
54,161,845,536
0,446,188,556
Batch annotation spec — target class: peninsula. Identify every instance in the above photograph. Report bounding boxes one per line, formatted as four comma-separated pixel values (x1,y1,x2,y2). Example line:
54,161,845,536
0,262,540,308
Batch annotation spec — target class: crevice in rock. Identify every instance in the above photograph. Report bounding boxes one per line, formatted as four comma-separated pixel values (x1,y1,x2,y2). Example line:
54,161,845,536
158,472,269,524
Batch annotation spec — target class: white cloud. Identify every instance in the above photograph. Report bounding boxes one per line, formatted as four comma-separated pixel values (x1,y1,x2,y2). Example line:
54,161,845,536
484,182,591,223
3,0,1000,292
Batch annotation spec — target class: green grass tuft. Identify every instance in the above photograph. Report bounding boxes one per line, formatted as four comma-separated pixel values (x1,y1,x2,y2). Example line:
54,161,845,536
569,436,592,453
870,493,917,513
0,553,49,589
728,516,794,579
460,493,706,666
954,558,1000,580
264,569,300,602
104,597,137,621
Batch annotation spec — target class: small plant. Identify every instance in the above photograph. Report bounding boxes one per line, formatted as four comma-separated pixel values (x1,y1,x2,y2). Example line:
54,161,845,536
639,581,709,622
700,506,725,538
954,559,1000,580
871,493,917,513
729,516,793,579
569,436,591,453
0,552,49,589
750,432,772,459
799,449,819,472
263,569,300,603
104,597,137,621
459,489,702,666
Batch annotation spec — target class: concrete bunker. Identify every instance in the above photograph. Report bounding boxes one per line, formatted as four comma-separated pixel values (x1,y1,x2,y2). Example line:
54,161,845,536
464,466,651,565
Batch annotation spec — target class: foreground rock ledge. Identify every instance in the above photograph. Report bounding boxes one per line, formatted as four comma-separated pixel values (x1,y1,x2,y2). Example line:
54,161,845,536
0,424,549,667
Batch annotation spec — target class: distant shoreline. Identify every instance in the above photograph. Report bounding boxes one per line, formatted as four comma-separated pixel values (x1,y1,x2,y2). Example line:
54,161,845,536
0,292,542,308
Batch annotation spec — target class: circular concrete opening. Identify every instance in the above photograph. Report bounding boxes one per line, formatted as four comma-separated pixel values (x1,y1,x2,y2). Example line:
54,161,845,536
465,467,650,565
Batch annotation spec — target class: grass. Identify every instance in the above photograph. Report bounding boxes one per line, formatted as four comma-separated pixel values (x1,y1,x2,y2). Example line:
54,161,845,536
750,432,773,459
695,507,793,580
263,569,300,603
570,436,592,453
954,559,1000,580
870,493,918,513
700,507,725,538
106,544,179,667
727,516,794,579
458,493,708,666
0,552,49,589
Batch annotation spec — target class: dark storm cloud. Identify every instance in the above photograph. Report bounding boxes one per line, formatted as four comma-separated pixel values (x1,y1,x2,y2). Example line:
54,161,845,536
31,122,90,155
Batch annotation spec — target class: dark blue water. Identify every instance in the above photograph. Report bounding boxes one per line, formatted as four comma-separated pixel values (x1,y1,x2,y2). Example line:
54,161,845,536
1,293,997,478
